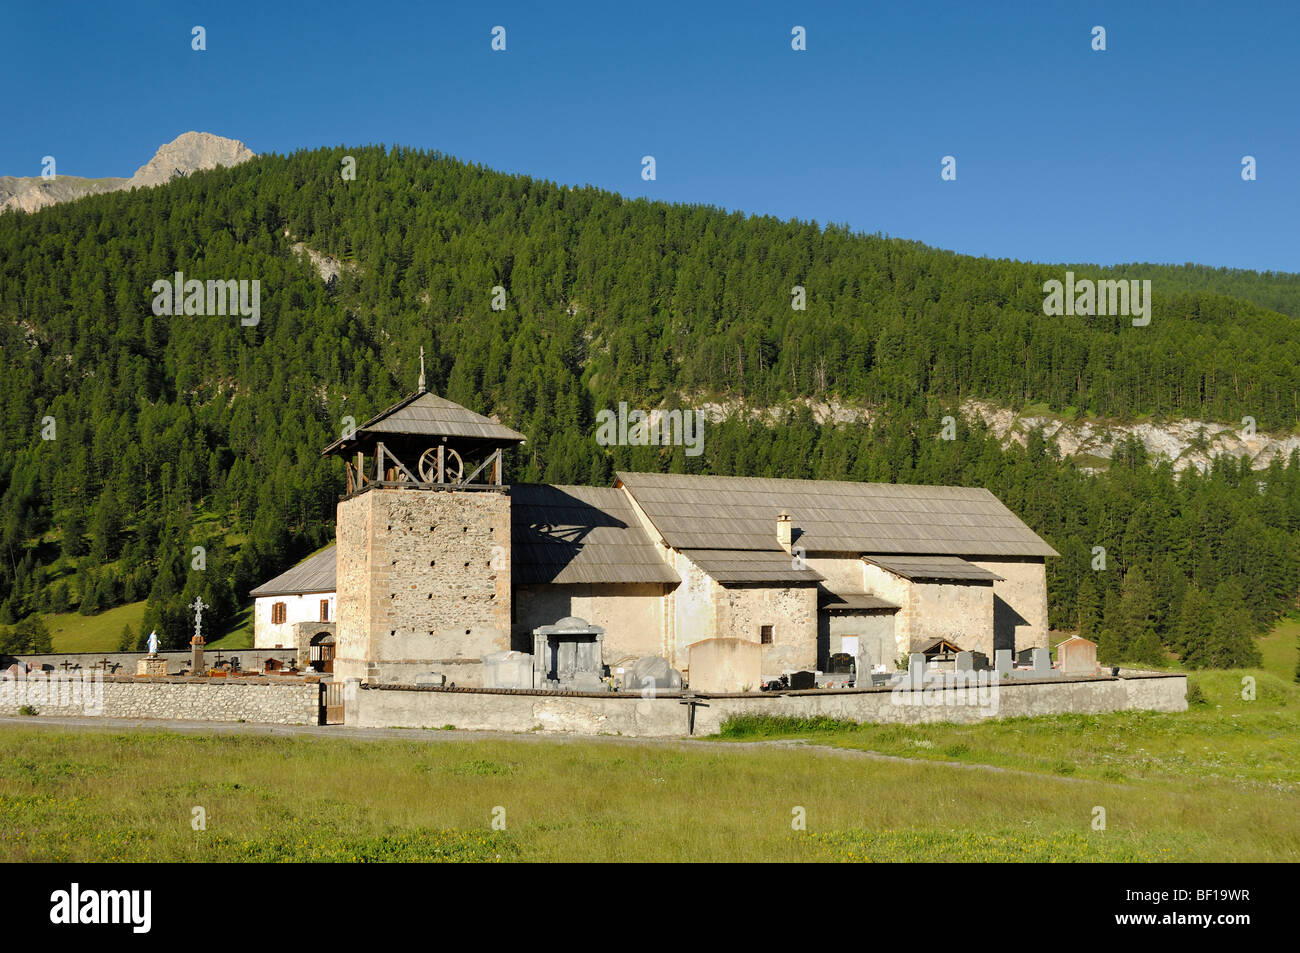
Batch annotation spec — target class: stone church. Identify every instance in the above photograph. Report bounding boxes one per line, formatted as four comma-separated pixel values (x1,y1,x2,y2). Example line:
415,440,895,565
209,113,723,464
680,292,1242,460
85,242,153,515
251,384,1056,686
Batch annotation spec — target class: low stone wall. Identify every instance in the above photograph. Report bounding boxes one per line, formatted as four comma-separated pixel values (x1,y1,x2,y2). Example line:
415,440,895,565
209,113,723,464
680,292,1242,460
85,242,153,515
0,674,321,726
348,672,1187,737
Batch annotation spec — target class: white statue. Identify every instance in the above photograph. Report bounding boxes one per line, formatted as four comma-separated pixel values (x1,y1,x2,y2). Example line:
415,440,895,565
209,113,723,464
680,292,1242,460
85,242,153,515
147,630,159,656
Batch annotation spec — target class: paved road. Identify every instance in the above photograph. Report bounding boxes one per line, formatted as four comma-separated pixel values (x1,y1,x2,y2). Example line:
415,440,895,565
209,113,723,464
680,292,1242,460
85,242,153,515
0,714,1098,784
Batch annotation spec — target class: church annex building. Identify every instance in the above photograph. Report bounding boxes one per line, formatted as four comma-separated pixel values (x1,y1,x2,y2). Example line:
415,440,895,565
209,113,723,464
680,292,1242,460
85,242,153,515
250,385,1057,689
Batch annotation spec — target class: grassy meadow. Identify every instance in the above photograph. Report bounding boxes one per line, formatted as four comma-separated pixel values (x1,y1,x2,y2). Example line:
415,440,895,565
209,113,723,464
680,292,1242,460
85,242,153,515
1,662,1296,862
2,615,1295,863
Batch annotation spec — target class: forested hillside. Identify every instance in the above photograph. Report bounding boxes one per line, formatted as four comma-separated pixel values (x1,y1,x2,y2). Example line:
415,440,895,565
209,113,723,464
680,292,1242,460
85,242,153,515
0,144,1296,664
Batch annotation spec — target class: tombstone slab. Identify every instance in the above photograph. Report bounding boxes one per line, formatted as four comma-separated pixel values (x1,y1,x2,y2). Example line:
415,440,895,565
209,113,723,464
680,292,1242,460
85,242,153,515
624,656,682,693
688,638,762,693
481,651,533,689
908,652,926,689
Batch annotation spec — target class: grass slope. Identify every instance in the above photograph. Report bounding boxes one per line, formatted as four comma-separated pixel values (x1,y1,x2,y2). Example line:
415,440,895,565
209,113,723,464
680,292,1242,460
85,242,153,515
45,602,146,653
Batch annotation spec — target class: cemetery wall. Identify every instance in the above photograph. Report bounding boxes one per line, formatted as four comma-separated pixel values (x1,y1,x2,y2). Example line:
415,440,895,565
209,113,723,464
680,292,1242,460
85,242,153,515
350,671,1187,737
0,675,320,725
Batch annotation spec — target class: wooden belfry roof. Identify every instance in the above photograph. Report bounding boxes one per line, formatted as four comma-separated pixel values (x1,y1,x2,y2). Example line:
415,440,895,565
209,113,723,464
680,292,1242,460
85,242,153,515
321,391,526,456
614,471,1057,557
511,484,680,586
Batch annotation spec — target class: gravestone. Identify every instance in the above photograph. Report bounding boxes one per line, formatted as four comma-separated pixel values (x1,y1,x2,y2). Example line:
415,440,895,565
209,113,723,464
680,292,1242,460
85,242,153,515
955,651,974,671
624,656,682,693
788,670,816,690
1057,637,1099,676
1032,647,1053,676
994,649,1013,675
482,651,533,689
688,638,761,693
908,653,926,689
855,643,875,684
532,617,606,691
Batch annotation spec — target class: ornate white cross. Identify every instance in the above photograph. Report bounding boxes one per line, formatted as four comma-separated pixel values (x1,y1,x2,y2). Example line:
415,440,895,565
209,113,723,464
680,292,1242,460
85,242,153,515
191,596,209,642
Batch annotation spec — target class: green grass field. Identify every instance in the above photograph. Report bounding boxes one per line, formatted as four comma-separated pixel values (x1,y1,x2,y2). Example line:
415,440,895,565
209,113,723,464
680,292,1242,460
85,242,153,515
46,602,146,653
1,663,1296,862
5,614,1295,862
0,720,1290,862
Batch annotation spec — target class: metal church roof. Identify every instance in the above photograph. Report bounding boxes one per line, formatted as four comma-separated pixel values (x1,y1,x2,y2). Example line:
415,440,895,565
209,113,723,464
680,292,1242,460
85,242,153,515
614,471,1057,558
249,545,337,597
511,484,680,586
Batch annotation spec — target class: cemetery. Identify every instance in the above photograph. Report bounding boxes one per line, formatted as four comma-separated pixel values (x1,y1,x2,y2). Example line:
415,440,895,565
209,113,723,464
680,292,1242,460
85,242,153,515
0,380,1187,733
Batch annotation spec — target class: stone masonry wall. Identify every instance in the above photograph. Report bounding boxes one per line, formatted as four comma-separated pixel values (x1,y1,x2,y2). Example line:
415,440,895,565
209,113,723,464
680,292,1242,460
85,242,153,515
335,487,511,686
712,583,818,676
350,672,1187,736
0,675,320,725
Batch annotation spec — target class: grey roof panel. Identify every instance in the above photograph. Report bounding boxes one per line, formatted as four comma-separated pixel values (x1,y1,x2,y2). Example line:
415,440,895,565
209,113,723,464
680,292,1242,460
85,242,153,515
512,484,679,586
683,549,824,584
864,554,1004,583
615,471,1057,558
249,546,337,597
820,592,900,611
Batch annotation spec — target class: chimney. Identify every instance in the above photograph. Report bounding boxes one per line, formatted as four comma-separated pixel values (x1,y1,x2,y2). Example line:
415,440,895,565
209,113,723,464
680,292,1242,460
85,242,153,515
777,510,792,551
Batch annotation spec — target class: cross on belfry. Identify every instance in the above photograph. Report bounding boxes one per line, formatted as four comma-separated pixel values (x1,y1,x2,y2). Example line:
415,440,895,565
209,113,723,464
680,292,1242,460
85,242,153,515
191,596,209,642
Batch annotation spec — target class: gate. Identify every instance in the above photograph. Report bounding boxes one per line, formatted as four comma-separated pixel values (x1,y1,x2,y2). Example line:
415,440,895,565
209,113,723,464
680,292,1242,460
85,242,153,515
321,681,345,725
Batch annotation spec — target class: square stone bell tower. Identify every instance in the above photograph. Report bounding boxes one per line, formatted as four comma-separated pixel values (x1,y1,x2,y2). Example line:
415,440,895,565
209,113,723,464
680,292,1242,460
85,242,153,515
322,354,526,687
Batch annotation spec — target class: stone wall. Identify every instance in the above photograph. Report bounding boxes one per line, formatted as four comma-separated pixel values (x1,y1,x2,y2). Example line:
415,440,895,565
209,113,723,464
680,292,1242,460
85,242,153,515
335,486,511,686
349,672,1187,737
971,557,1050,655
712,582,817,675
0,674,321,725
862,564,997,659
512,583,669,664
823,611,896,670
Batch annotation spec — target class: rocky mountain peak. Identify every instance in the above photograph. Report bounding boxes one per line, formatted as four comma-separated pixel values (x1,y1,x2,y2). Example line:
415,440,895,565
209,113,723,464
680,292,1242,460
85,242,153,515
127,131,256,188
0,132,256,214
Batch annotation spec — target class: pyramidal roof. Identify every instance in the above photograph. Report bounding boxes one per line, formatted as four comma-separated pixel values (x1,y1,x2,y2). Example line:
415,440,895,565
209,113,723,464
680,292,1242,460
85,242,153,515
322,390,525,455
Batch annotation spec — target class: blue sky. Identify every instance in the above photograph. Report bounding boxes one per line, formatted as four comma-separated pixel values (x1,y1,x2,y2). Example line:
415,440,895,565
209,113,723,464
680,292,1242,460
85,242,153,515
5,1,1296,271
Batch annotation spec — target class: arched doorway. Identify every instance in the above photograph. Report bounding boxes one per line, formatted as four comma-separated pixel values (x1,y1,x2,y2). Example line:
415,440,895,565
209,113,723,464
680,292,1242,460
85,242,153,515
309,632,336,673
